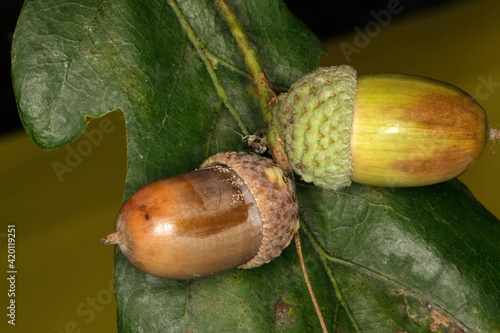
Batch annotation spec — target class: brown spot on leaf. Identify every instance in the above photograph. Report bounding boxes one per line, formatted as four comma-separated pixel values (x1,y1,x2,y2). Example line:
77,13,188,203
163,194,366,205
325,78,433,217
274,299,294,327
425,303,465,333
392,290,464,333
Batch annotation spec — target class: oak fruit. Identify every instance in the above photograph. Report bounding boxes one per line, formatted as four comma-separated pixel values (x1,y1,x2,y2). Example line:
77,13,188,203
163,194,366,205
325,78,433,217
102,152,298,279
275,65,498,190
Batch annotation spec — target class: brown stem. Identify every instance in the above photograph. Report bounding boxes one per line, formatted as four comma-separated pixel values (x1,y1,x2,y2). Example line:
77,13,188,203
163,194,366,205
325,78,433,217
295,232,329,333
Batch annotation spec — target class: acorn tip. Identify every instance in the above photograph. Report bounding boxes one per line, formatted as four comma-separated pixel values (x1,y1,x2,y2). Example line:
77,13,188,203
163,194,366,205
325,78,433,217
101,232,120,245
490,128,500,141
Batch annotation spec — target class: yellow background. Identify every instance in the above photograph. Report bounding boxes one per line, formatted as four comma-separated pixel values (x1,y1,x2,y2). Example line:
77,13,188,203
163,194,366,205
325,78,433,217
2,1,499,332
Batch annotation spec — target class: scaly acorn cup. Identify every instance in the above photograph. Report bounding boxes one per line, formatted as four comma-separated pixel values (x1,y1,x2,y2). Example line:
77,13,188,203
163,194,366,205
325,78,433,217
274,65,499,190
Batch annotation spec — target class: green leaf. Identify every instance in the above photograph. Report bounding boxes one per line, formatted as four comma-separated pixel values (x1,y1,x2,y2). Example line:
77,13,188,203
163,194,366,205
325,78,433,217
11,1,500,333
12,0,322,196
298,180,500,332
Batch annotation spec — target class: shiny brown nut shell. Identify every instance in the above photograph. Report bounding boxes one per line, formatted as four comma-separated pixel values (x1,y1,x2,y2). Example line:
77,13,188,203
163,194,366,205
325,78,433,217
102,152,299,279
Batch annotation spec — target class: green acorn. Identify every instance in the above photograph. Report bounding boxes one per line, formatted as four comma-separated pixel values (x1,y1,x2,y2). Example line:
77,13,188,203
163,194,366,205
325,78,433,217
274,65,499,190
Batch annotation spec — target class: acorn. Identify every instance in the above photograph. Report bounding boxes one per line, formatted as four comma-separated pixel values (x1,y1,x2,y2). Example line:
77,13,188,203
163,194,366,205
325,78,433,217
101,152,299,279
275,65,499,190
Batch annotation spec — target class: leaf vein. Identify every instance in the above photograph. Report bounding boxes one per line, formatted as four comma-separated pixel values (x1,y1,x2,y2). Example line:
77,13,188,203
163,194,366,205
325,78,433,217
301,221,471,332
167,0,250,137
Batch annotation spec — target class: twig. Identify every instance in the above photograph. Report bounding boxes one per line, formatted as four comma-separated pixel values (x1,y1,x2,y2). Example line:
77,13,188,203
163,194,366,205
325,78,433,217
295,232,329,333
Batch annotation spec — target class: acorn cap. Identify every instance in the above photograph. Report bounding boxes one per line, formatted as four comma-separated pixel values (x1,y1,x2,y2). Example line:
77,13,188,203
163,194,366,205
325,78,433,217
200,152,299,269
275,65,357,190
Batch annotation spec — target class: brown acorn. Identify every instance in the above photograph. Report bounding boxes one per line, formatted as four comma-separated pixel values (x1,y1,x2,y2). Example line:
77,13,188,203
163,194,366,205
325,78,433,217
101,152,299,279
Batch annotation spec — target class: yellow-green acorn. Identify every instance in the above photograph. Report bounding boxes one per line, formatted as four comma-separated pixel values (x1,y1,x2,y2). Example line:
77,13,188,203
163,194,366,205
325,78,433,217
275,65,499,190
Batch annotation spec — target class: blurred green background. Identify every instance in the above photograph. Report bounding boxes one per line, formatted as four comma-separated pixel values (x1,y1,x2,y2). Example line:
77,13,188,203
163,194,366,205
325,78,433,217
1,1,499,332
